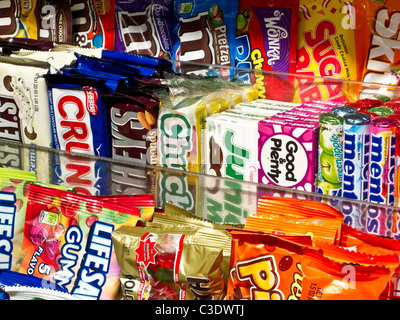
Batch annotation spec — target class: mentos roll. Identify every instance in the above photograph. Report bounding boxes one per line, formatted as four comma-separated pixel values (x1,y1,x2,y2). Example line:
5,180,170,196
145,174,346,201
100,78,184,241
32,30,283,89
341,113,370,230
317,112,343,197
367,116,398,237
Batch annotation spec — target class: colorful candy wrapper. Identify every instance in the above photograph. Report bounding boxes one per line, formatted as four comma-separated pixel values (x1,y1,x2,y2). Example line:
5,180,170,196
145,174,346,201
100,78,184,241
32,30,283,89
114,0,177,59
227,231,304,300
235,0,299,101
317,112,344,197
172,0,238,78
331,106,357,118
366,116,398,237
301,247,392,300
0,168,36,272
295,0,367,104
38,0,73,43
101,91,160,165
112,225,226,300
19,184,141,300
246,197,343,244
45,74,112,158
360,0,400,86
341,113,371,230
368,106,395,116
71,0,116,49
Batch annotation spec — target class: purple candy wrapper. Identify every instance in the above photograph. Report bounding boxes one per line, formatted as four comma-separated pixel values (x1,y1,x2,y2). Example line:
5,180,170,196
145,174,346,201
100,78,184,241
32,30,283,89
114,0,177,58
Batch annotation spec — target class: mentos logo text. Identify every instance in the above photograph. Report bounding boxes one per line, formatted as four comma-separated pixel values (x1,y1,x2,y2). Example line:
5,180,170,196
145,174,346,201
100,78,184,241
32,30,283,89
368,134,386,205
158,113,194,211
51,88,96,155
342,132,358,200
0,192,16,270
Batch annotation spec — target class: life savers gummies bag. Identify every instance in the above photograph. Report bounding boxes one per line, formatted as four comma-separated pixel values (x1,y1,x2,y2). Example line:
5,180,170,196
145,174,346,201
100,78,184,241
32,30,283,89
235,0,299,101
19,184,141,300
0,168,36,272
112,225,226,300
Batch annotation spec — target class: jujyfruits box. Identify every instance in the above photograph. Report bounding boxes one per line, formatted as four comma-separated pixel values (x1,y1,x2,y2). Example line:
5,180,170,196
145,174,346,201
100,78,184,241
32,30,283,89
205,112,263,183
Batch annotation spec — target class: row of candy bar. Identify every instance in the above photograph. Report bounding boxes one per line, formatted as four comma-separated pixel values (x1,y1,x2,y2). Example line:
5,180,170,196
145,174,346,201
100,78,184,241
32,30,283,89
3,171,400,300
2,0,400,103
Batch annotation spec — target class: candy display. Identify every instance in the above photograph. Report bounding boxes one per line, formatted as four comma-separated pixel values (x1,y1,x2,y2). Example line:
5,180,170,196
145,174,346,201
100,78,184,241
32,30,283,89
2,1,400,302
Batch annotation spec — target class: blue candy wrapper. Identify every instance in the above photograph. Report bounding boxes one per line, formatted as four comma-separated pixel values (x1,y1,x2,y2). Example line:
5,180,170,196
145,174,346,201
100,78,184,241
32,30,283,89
172,0,238,77
45,75,112,158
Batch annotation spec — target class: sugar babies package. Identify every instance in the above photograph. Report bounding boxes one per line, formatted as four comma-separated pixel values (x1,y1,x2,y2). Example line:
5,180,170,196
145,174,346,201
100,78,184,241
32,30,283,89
295,0,367,104
71,0,116,49
114,0,177,59
172,0,238,77
235,0,299,101
19,184,142,300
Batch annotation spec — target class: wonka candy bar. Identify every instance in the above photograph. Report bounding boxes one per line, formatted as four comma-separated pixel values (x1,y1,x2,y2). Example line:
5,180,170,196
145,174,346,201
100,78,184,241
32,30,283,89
115,0,177,59
45,74,112,158
317,112,344,197
235,0,299,101
71,0,115,49
173,0,238,77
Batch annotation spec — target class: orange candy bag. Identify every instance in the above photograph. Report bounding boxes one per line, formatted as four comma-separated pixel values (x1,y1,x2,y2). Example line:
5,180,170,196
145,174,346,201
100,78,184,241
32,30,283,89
245,197,343,244
227,231,305,300
301,248,393,300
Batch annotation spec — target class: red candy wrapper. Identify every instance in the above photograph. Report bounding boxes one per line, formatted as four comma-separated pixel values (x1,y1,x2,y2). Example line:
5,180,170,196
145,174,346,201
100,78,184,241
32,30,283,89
19,184,142,300
235,0,299,101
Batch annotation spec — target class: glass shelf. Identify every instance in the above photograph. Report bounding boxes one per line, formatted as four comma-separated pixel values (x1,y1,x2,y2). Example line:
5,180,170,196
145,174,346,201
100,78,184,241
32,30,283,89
1,139,399,240
1,55,400,241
